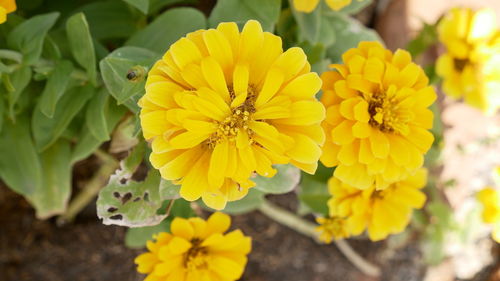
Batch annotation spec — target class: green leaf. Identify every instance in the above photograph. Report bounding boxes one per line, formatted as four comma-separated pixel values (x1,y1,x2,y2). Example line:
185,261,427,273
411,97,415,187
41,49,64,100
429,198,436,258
77,1,140,40
71,98,126,163
159,179,181,200
335,0,372,14
215,188,265,215
253,164,301,194
123,0,149,14
325,12,381,63
125,199,194,248
0,95,4,132
7,12,60,64
5,65,31,120
125,218,170,248
66,13,97,85
29,139,72,219
291,3,322,44
123,141,147,173
97,169,165,227
406,23,438,58
126,8,206,54
209,0,281,31
109,115,140,153
297,171,331,215
99,46,158,106
0,116,43,197
32,84,95,151
149,0,195,14
85,89,111,141
39,60,74,118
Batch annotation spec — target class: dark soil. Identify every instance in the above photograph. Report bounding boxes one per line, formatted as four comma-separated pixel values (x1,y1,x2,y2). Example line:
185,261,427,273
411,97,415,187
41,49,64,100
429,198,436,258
0,182,430,281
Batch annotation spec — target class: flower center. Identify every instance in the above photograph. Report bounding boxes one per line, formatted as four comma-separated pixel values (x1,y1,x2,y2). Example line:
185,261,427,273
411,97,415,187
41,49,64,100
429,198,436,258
321,217,348,237
453,58,469,72
371,189,386,199
206,85,257,148
368,92,409,135
183,238,208,271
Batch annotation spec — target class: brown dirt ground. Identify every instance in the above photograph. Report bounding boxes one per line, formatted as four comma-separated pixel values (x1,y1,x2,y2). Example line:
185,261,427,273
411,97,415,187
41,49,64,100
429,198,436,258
0,183,429,281
1,1,500,281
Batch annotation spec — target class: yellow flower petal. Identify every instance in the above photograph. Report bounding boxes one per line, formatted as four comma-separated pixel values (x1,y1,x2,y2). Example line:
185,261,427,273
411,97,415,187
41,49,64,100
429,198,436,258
293,0,320,13
171,218,195,240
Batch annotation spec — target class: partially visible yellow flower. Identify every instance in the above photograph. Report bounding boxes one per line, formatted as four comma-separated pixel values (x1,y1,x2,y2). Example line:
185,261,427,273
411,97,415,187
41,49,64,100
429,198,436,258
436,8,500,115
320,41,436,190
327,168,427,241
315,216,350,243
293,0,358,13
140,20,325,210
477,187,500,243
135,212,252,281
0,0,16,24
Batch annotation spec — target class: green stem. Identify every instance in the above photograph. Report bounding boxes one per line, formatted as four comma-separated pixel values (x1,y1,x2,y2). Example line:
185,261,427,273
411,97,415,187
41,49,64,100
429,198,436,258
258,200,381,277
57,150,119,225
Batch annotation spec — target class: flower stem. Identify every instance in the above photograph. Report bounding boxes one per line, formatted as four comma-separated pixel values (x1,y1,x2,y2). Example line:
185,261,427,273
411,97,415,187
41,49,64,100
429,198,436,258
258,200,381,277
57,150,119,225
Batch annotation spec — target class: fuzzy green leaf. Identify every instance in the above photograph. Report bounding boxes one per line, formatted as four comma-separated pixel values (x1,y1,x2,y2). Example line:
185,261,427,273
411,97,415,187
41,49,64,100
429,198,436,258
99,47,158,107
122,0,149,14
209,0,281,31
325,12,381,63
253,164,301,194
32,84,95,151
126,7,206,54
66,13,97,85
39,60,74,118
85,89,112,141
7,12,59,64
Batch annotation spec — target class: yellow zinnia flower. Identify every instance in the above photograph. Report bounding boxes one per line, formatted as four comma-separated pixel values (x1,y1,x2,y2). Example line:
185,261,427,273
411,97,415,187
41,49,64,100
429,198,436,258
0,0,16,24
315,216,350,243
293,0,355,13
477,187,500,243
135,212,252,281
139,20,325,210
436,8,500,115
320,41,436,190
327,168,427,241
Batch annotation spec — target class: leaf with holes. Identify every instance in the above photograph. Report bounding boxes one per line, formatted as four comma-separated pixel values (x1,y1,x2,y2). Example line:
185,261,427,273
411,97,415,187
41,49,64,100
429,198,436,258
97,169,165,227
253,164,301,194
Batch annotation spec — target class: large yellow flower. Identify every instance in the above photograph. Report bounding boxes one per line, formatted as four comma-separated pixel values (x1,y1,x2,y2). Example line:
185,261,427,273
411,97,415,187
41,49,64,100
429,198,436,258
436,8,500,115
477,187,500,243
139,20,325,210
320,41,436,190
327,168,427,241
135,212,252,281
293,0,356,13
0,0,16,24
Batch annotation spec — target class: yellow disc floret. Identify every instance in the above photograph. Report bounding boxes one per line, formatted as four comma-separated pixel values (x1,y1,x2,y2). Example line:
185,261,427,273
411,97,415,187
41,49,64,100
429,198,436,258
135,212,252,281
315,216,350,243
139,20,325,210
327,168,428,241
320,41,436,190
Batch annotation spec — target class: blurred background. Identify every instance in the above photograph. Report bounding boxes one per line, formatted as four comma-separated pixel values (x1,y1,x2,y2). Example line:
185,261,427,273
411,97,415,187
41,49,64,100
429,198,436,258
1,0,499,280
